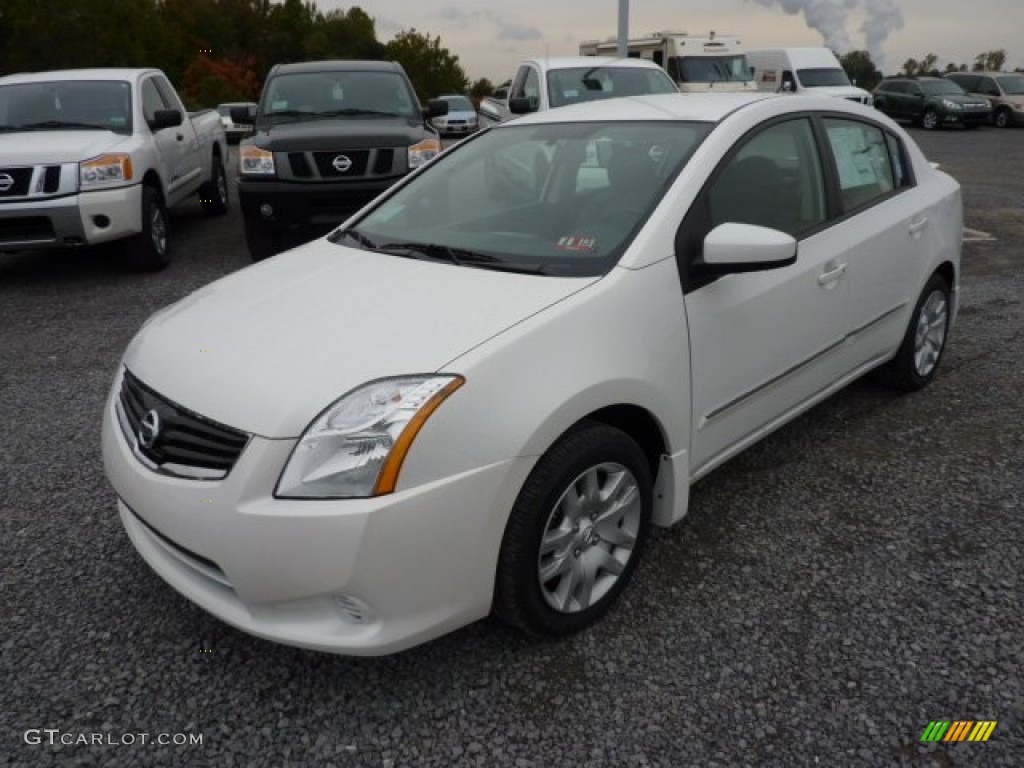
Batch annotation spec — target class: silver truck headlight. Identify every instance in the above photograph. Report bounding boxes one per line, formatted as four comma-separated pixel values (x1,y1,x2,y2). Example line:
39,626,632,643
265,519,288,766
276,375,464,499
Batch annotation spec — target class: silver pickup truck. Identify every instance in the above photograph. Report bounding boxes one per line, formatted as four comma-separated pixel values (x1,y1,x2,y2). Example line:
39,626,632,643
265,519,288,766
0,68,228,270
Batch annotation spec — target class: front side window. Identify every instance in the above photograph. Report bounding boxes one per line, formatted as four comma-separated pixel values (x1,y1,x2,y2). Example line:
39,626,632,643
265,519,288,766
140,78,168,125
708,118,826,237
337,121,710,277
823,118,898,211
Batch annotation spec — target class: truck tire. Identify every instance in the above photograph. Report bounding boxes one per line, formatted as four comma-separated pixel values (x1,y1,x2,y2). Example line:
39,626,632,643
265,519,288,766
244,220,282,262
124,186,169,272
199,156,229,216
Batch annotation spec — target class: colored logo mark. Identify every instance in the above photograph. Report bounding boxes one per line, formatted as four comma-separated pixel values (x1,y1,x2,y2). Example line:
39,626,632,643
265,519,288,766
920,721,997,742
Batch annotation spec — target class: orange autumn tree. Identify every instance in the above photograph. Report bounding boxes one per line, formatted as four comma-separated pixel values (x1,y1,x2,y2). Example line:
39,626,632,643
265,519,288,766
181,54,261,109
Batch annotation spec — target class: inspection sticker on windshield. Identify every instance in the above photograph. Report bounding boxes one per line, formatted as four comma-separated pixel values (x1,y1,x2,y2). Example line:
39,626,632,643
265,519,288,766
556,235,598,253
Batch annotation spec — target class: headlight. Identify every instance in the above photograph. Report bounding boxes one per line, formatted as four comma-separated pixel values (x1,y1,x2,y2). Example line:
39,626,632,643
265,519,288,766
942,99,961,110
239,145,275,176
276,375,464,499
408,137,442,170
80,154,133,188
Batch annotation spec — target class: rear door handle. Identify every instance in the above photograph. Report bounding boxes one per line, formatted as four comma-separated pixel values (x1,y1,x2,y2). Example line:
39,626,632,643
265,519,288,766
909,217,929,236
817,263,847,286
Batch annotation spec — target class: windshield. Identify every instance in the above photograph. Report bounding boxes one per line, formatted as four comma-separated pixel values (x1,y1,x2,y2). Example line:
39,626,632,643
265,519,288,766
796,68,852,88
546,67,677,108
334,120,710,277
996,75,1024,95
441,96,474,112
920,80,966,96
677,56,750,83
0,80,133,135
261,71,417,121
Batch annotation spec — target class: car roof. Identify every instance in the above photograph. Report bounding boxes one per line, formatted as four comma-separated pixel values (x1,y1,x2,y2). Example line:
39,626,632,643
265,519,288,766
270,60,403,75
0,68,157,85
522,56,667,72
505,91,784,126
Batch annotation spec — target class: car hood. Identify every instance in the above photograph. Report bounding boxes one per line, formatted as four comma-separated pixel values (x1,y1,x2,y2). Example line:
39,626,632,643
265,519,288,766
251,117,433,151
806,85,871,100
124,240,596,438
0,130,128,164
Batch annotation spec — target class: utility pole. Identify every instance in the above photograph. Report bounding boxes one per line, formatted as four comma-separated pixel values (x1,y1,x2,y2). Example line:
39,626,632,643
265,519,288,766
617,0,629,57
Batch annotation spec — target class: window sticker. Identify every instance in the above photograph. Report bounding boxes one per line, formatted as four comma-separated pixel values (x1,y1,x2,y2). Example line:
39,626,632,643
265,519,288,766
556,234,598,253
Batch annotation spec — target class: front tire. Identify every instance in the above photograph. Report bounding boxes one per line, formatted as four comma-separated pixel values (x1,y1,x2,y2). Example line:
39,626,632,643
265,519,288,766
994,108,1011,129
199,157,229,216
881,273,951,391
494,422,652,637
123,186,169,271
921,109,939,130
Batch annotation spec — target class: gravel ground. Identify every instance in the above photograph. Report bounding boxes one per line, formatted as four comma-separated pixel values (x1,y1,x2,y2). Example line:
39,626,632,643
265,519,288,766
1,129,1022,767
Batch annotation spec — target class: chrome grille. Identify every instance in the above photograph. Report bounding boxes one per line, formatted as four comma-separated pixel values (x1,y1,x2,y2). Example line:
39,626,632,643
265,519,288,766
116,369,249,480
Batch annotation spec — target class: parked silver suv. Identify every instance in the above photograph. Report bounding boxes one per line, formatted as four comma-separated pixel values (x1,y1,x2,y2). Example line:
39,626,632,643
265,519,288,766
946,71,1024,128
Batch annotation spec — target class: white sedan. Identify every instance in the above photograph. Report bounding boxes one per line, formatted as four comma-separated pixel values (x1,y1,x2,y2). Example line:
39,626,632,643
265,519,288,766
102,93,961,655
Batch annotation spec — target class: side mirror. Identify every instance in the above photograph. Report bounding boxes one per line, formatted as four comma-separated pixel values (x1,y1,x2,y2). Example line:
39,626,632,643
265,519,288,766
424,99,449,119
696,223,797,275
150,109,183,131
230,105,256,124
509,97,537,115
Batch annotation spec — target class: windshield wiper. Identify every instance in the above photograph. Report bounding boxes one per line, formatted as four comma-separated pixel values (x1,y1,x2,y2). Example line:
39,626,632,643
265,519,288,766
375,241,549,274
334,228,379,250
16,120,108,131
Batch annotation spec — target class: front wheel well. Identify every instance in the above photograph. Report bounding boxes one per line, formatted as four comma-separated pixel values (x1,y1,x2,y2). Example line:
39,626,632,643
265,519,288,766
577,404,668,479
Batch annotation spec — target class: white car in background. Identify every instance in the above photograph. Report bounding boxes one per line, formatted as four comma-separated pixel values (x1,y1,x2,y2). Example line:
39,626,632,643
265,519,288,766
103,93,961,656
430,94,478,137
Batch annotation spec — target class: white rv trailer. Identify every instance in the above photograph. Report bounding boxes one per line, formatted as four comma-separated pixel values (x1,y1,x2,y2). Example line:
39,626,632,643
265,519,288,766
579,31,757,93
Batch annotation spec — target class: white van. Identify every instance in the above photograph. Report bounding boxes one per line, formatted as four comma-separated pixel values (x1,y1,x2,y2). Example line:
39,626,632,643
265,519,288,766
747,47,872,104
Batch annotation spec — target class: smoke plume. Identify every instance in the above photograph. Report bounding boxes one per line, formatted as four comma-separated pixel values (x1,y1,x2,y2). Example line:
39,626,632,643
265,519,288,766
749,0,904,64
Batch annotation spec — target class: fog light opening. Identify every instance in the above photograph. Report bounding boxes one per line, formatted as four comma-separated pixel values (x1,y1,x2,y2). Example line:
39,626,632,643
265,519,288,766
334,594,372,624
259,203,274,218
93,215,111,229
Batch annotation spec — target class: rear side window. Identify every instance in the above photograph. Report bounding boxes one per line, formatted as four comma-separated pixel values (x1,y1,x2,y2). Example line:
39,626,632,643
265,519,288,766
823,119,901,211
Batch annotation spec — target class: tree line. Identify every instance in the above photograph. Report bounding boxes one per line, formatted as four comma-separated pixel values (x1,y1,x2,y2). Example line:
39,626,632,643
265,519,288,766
839,49,1019,91
0,0,474,107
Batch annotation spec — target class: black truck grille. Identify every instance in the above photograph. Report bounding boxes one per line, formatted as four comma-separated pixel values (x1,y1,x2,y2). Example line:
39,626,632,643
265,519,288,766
117,369,249,480
0,167,33,197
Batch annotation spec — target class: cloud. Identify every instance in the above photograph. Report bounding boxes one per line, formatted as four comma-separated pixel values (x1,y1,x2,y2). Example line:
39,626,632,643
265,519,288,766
497,22,543,42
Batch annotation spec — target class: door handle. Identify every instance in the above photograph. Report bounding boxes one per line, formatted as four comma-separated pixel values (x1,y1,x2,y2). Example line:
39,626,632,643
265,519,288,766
817,263,847,286
908,217,929,236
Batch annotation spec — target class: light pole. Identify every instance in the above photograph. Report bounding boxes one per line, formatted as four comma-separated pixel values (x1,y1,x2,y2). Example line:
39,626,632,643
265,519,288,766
617,0,629,57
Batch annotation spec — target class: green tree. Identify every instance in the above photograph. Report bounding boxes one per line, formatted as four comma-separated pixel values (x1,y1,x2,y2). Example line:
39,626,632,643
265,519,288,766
973,50,1007,72
839,50,881,90
901,58,919,77
384,28,468,101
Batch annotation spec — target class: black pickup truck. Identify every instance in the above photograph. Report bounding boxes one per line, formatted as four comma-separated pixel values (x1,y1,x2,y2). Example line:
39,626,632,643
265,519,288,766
233,60,447,261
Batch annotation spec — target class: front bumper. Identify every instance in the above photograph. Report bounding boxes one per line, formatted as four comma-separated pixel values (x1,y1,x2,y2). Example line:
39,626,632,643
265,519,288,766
942,109,991,126
236,176,398,234
0,184,143,251
101,377,532,656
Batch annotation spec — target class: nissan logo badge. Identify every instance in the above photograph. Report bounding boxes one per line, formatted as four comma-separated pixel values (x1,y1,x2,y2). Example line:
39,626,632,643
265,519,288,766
138,409,161,449
332,155,353,173
0,173,14,192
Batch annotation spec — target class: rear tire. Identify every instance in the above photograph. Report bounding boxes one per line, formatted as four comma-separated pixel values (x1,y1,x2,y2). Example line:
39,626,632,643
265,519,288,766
494,421,652,637
199,157,229,216
880,273,951,392
123,186,169,272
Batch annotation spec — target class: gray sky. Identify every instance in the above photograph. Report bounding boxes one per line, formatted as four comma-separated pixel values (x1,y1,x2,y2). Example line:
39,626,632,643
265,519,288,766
320,0,1023,83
